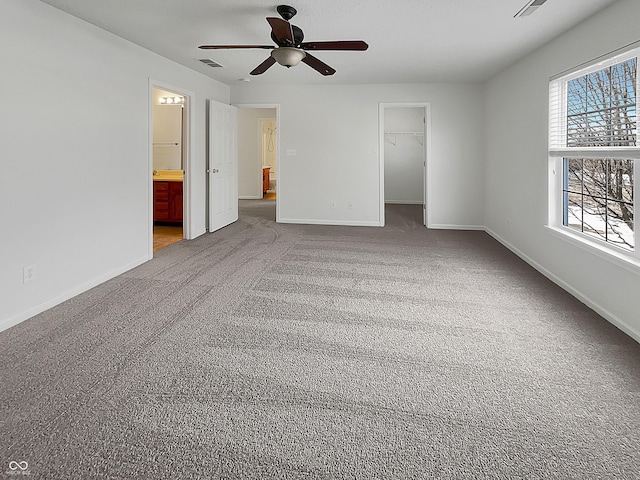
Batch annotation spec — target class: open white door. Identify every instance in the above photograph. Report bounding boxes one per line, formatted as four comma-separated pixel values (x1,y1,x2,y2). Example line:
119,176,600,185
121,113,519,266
209,100,238,232
423,113,428,226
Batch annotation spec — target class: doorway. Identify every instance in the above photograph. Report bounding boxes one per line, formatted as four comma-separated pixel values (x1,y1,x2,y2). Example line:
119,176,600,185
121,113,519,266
379,103,431,227
149,84,191,253
236,104,280,220
260,118,277,200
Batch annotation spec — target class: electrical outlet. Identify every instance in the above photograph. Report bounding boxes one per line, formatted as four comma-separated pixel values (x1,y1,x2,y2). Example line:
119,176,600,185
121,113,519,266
330,201,337,209
348,202,353,209
23,265,36,284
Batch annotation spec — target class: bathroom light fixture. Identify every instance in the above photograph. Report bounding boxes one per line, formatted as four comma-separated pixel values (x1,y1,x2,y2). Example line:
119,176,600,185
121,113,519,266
271,47,306,68
159,96,185,105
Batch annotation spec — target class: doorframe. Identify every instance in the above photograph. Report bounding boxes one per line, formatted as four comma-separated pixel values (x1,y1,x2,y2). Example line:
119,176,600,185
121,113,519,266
378,102,432,227
148,80,195,256
234,103,281,222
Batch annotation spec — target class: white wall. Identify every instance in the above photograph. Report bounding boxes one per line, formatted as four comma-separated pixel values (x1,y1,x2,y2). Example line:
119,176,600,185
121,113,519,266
237,108,276,199
232,83,484,227
0,0,230,331
484,0,640,341
384,107,424,204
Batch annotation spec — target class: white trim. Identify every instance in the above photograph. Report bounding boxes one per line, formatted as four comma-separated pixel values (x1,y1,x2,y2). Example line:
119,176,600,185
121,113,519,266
549,147,640,160
378,105,385,227
429,224,485,231
425,104,432,228
384,200,424,205
486,227,640,344
0,255,150,334
239,195,262,200
279,218,381,227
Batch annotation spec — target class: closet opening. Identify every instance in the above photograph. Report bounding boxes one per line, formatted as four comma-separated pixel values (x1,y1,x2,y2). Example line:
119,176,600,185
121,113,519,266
379,103,431,227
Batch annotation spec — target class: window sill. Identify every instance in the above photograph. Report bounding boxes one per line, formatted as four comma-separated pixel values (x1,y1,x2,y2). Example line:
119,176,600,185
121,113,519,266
545,225,640,275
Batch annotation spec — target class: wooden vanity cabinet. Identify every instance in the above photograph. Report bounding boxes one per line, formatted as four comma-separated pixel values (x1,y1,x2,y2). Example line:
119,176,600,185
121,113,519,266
262,167,270,194
154,181,183,223
169,182,183,222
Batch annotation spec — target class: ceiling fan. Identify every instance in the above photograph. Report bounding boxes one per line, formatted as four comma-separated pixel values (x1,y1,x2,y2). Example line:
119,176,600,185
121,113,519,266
199,5,368,76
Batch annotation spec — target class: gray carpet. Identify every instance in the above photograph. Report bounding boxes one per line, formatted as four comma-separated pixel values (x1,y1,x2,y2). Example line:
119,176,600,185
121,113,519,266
1,201,639,479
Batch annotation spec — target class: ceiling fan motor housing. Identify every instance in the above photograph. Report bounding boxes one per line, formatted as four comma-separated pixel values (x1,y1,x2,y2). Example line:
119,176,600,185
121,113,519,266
271,24,304,46
276,5,297,21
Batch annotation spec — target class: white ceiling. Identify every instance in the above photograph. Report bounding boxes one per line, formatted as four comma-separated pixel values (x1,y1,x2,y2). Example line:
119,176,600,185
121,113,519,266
39,0,618,86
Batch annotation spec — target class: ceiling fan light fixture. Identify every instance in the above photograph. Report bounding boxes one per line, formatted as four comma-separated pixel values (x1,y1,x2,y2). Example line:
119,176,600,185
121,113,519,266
271,47,306,68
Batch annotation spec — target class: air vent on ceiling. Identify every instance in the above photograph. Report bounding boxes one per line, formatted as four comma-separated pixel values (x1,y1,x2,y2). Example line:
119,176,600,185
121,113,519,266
514,0,548,18
198,58,224,68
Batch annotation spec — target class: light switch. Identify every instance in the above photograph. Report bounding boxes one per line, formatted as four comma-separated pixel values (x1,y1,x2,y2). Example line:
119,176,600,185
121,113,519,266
286,149,296,156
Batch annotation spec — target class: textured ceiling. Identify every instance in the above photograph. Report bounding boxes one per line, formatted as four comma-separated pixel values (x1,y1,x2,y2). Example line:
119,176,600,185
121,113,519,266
39,0,618,86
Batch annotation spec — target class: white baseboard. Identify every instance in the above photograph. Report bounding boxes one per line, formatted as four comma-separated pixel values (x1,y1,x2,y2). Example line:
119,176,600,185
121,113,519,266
484,227,640,344
279,217,382,227
429,223,484,231
385,200,423,205
239,195,262,200
0,255,151,334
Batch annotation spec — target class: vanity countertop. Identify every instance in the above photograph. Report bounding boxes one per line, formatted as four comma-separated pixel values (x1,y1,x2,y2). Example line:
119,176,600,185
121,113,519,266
153,170,183,181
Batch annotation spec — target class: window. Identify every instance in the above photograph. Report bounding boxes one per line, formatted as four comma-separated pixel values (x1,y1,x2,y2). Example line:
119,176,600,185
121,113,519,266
563,158,633,249
549,46,639,261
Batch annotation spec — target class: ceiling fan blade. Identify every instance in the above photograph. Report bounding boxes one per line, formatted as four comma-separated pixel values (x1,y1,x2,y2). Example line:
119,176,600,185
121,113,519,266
199,45,274,50
300,41,369,51
250,56,277,75
267,17,294,45
301,53,336,76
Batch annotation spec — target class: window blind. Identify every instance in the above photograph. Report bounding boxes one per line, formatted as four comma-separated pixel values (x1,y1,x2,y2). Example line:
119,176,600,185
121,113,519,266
549,45,639,159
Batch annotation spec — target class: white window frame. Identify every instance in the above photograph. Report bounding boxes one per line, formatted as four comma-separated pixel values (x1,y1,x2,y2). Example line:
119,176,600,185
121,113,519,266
547,44,640,273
